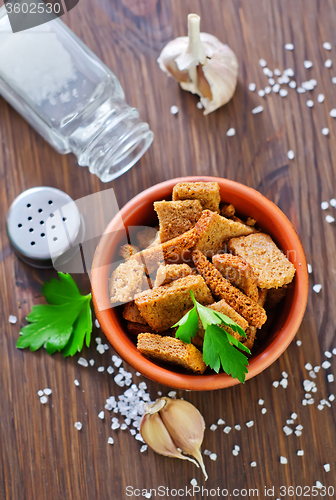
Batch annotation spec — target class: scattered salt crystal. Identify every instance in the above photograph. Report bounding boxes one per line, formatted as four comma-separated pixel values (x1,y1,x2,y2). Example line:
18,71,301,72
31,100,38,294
107,366,114,374
279,89,288,97
313,284,322,293
120,423,127,430
282,371,288,379
232,449,239,456
297,87,306,93
246,420,254,428
330,109,336,117
285,43,294,50
282,75,290,84
78,357,88,367
44,388,52,396
139,382,147,390
321,201,329,210
234,445,240,451
296,340,302,346
289,81,297,89
332,77,336,84
136,372,141,377
144,492,151,499
95,337,101,344
112,356,122,368
210,453,217,461
170,105,179,115
130,429,136,436
284,68,295,77
324,463,330,472
37,390,44,397
280,456,288,464
210,424,218,431
108,437,114,444
330,199,336,207
74,422,82,430
287,150,294,160
283,426,293,436
307,398,315,404
135,433,144,443
223,426,232,434
9,315,17,324
95,319,100,328
306,100,314,108
234,424,241,431
322,361,331,369
295,430,302,436
322,128,330,136
329,394,335,401
291,413,298,420
111,422,120,430
316,481,323,489
328,374,334,382
97,344,105,354
98,411,105,420
40,395,48,404
261,408,267,414
252,105,264,114
274,68,281,76
305,363,313,370
258,89,265,97
309,370,317,379
167,391,176,398
258,399,264,405
97,366,105,372
272,83,280,93
263,68,273,77
259,58,267,67
273,381,279,388
305,394,311,399
190,478,197,486
325,351,332,358
280,379,288,389
196,101,203,109
326,215,335,223
104,344,109,351
268,78,275,86
264,86,272,94
302,399,308,406
74,379,80,386
323,42,332,50
297,450,304,456
286,419,294,425
325,59,333,68
226,128,236,137
314,366,321,373
89,359,95,366
304,60,313,69
333,348,336,355
250,461,257,467
248,83,256,91
204,449,211,456
217,419,225,425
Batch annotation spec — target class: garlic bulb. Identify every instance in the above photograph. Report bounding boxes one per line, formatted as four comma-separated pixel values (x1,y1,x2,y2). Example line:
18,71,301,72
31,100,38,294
157,13,238,115
140,397,208,480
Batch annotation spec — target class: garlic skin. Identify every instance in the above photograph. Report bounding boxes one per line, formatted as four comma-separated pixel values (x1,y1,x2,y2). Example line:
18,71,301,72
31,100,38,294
157,14,238,115
140,397,208,480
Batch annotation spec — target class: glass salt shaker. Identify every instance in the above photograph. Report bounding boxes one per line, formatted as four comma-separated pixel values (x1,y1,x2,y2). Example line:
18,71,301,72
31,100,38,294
0,7,153,182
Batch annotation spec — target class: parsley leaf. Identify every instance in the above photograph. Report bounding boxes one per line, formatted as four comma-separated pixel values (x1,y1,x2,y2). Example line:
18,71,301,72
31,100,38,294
17,273,92,357
172,291,250,382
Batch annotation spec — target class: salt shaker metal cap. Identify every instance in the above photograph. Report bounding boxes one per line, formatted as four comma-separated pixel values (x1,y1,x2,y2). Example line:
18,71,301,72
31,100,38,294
6,187,84,268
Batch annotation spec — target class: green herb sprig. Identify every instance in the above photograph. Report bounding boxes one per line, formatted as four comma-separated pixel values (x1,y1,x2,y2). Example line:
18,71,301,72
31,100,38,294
173,291,251,383
17,273,92,356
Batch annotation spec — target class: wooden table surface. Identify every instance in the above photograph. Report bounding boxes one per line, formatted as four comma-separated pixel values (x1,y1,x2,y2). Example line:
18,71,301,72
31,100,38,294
1,0,336,498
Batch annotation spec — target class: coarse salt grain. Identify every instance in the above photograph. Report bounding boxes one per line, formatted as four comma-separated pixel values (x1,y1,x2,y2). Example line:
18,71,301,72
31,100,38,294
305,363,313,370
329,394,335,401
284,68,295,77
316,481,323,489
190,479,197,486
296,340,302,346
287,150,294,160
295,430,302,435
309,370,317,379
274,68,281,76
217,418,225,425
246,420,254,428
333,348,336,355
196,101,203,109
9,315,17,324
286,419,294,425
112,355,122,368
268,78,275,86
332,77,336,84
97,344,105,354
324,464,330,472
322,128,330,136
261,408,267,414
223,426,232,434
272,83,280,93
95,319,100,328
248,83,256,91
283,426,293,436
322,361,331,369
297,450,304,456
252,105,264,114
302,399,308,406
279,89,288,97
210,424,218,431
273,381,279,388
209,453,217,461
325,351,332,358
98,411,105,420
95,337,101,344
232,449,239,456
204,449,211,456
74,422,82,430
74,379,80,386
297,87,306,93
167,390,176,398
250,461,257,467
259,58,267,67
263,68,273,77
258,399,264,405
330,109,336,117
328,374,334,382
321,201,329,210
107,366,114,374
170,105,178,115
289,81,297,89
285,43,294,50
282,371,288,379
280,379,288,389
314,366,321,373
234,424,241,431
291,413,298,420
323,42,332,50
317,94,325,103
326,215,335,223
226,128,235,137
37,390,44,397
234,445,240,451
306,100,314,108
313,284,322,293
264,86,272,94
280,456,288,464
325,59,333,68
108,437,114,444
44,388,52,396
97,366,105,372
282,75,290,84
258,89,265,97
89,359,95,366
40,395,48,404
304,60,313,69
78,357,88,367
330,199,336,207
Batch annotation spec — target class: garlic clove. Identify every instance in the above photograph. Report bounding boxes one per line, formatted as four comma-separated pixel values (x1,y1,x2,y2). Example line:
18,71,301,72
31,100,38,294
140,403,199,467
159,397,208,480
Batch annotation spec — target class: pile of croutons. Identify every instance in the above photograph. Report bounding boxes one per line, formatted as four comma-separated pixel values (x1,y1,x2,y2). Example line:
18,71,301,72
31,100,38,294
109,182,295,375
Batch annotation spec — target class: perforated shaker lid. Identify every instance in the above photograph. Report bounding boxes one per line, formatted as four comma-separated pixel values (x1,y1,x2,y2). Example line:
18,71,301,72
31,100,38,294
6,187,84,269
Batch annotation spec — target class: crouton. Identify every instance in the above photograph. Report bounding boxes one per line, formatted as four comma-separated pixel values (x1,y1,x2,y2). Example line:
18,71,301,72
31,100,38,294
126,321,154,335
119,244,139,261
192,250,267,328
246,217,257,227
136,227,159,249
154,264,196,287
220,203,236,218
137,332,207,374
154,199,203,242
109,259,147,304
198,299,249,343
212,253,259,302
265,285,288,310
134,275,213,332
172,181,221,213
242,288,268,350
194,210,255,256
227,233,296,289
123,301,147,324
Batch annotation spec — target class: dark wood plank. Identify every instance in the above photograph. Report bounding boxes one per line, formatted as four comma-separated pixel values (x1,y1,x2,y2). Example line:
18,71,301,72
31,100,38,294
1,0,336,499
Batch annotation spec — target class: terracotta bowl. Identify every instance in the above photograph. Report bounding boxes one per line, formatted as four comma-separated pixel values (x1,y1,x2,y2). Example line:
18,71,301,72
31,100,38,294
91,176,308,390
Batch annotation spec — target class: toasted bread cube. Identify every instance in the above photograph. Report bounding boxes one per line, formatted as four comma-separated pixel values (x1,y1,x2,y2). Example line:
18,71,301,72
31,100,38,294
137,333,207,374
265,285,287,309
227,233,296,289
134,275,213,332
172,181,221,213
126,321,154,335
154,264,196,287
109,259,147,304
220,203,236,218
136,227,159,249
241,288,268,350
123,301,147,324
198,299,249,343
119,244,139,261
212,253,259,302
154,199,203,243
194,210,255,256
246,217,257,227
192,250,267,328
